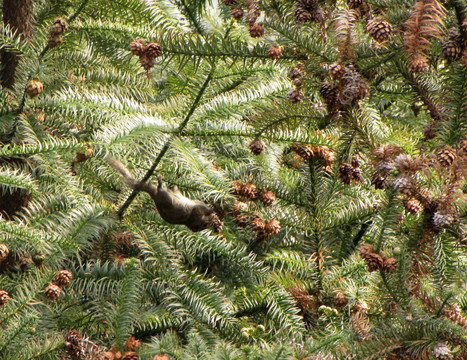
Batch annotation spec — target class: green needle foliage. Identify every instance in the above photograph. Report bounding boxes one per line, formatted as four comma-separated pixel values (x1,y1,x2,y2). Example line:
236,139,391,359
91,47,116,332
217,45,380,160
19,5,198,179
0,0,466,359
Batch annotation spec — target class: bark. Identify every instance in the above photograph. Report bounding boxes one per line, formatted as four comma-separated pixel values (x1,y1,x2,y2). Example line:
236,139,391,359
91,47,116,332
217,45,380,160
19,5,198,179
1,0,34,89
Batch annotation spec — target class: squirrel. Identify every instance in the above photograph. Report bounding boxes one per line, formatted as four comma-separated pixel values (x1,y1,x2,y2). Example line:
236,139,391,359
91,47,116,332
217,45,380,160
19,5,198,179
106,157,215,232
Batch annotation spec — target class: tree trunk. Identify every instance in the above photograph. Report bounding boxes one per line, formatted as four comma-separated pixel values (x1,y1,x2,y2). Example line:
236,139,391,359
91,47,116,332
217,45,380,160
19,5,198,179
1,0,34,89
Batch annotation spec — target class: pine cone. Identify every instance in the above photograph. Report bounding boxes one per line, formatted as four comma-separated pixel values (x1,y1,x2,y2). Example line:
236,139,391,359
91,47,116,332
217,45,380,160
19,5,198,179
371,173,386,189
334,292,348,308
442,303,467,327
366,18,393,43
54,270,73,287
208,213,224,233
45,283,62,302
442,40,462,60
0,290,10,306
130,40,146,56
122,351,138,360
268,45,283,60
251,216,266,233
405,198,423,214
240,183,257,200
145,42,163,58
287,88,304,103
339,70,369,105
0,244,9,262
432,210,455,227
329,63,346,79
364,252,384,272
288,67,302,79
265,219,281,237
74,145,94,163
410,55,428,73
319,82,339,105
297,0,318,9
48,34,64,48
352,168,363,183
248,23,264,38
291,142,314,161
339,163,354,185
288,286,315,311
223,0,237,5
294,7,313,22
139,54,156,71
65,330,85,360
393,175,416,195
293,78,302,87
51,17,69,35
351,155,361,168
437,147,456,167
153,355,170,360
26,80,44,98
383,257,398,273
347,0,363,9
103,351,116,360
230,180,243,196
249,139,266,155
259,190,275,206
359,243,375,256
231,8,244,20
233,202,249,227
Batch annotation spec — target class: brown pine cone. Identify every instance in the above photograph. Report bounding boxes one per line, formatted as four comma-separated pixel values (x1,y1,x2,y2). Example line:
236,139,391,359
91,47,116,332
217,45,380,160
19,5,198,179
365,252,384,272
240,183,257,200
145,42,163,58
319,82,339,105
371,173,386,189
249,139,266,155
293,78,302,87
405,198,423,215
268,45,283,60
130,40,146,56
139,54,156,71
259,190,275,206
45,283,62,302
287,88,304,103
230,180,243,196
329,63,347,79
366,18,393,43
383,257,397,273
26,80,44,98
351,156,362,168
122,351,138,360
231,8,244,20
288,67,302,79
291,142,314,161
347,0,363,9
359,243,375,256
334,292,348,308
442,40,462,60
48,34,64,48
54,270,73,287
437,147,457,167
410,55,428,73
339,163,354,185
251,216,266,233
248,23,264,38
288,286,315,311
51,17,69,35
265,219,281,236
233,202,249,227
294,7,313,22
224,0,237,5
103,351,116,360
0,244,9,262
153,355,170,360
0,290,10,306
393,175,416,195
65,330,85,359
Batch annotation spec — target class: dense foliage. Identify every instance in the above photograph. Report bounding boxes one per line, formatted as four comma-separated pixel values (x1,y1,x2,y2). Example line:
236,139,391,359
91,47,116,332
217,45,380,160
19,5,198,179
0,0,466,359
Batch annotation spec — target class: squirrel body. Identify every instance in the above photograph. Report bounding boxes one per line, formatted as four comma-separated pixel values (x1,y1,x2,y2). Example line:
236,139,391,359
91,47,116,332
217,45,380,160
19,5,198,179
107,157,214,232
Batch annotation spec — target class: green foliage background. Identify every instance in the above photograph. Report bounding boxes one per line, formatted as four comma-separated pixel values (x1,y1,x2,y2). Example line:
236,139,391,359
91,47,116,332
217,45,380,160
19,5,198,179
0,0,466,359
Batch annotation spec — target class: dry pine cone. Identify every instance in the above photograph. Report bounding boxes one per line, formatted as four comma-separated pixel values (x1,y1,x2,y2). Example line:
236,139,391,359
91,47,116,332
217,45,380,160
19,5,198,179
268,45,283,60
0,244,9,262
0,290,10,306
45,283,62,302
249,23,264,38
249,139,266,155
26,80,44,98
54,270,73,287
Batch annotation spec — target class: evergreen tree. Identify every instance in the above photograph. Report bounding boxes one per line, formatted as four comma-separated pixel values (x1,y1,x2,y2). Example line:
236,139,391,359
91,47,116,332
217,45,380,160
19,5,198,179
0,0,466,359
